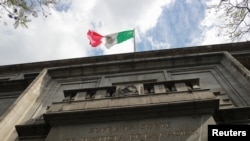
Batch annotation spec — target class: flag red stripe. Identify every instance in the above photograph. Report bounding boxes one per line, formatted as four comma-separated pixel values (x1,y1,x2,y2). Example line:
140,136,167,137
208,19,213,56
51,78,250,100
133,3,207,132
87,30,103,47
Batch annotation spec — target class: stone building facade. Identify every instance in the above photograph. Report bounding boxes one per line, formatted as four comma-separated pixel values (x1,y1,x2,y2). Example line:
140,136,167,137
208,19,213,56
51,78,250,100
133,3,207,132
0,41,250,141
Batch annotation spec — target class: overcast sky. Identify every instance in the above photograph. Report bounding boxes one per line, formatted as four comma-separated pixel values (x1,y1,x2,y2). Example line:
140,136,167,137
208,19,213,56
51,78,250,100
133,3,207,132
0,0,247,65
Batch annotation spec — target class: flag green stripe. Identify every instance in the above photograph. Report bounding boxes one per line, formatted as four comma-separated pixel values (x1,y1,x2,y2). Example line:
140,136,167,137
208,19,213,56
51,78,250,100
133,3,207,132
117,30,134,43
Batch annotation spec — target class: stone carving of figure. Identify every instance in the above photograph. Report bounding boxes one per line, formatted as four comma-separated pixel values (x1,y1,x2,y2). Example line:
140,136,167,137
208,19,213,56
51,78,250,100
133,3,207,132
118,85,138,96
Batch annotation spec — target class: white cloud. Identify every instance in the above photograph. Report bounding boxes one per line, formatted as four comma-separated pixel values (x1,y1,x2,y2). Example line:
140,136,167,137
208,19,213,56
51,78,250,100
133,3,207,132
193,0,250,46
190,0,231,46
191,26,230,46
0,0,174,65
135,0,174,33
0,8,89,65
147,36,170,50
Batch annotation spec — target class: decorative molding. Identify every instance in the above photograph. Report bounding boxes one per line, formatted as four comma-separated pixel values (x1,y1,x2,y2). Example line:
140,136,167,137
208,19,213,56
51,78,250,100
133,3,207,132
117,85,138,96
105,70,163,78
45,91,218,126
61,78,200,102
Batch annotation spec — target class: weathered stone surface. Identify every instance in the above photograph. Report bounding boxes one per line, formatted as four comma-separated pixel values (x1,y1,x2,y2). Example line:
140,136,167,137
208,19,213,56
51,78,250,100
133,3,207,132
75,92,87,101
47,91,216,114
154,84,166,94
0,70,50,141
1,41,250,141
45,115,215,141
175,83,188,92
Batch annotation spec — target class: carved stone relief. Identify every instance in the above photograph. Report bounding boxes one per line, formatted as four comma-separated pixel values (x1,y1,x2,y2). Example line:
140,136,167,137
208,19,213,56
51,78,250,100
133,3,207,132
117,85,138,96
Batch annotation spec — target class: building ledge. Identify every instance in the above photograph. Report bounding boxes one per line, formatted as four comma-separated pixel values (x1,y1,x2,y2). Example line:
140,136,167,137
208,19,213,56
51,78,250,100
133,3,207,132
44,91,219,126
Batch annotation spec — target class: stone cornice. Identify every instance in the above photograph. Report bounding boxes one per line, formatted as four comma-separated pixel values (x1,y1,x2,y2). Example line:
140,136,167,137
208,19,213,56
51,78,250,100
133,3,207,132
44,91,219,126
0,41,250,75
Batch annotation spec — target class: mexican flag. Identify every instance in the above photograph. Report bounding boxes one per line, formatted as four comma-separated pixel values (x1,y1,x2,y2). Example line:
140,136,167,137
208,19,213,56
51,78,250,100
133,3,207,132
87,30,134,49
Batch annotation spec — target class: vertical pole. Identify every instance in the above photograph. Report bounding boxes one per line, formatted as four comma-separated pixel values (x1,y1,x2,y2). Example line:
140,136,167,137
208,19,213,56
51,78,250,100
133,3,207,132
133,28,136,53
133,28,136,67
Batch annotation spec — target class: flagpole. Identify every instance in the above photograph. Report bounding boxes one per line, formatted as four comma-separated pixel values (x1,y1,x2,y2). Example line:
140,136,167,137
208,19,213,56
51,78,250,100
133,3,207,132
133,28,136,53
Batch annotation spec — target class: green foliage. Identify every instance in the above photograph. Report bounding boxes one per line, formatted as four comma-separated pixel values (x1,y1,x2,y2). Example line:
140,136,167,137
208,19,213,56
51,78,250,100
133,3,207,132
211,0,250,41
0,0,57,28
